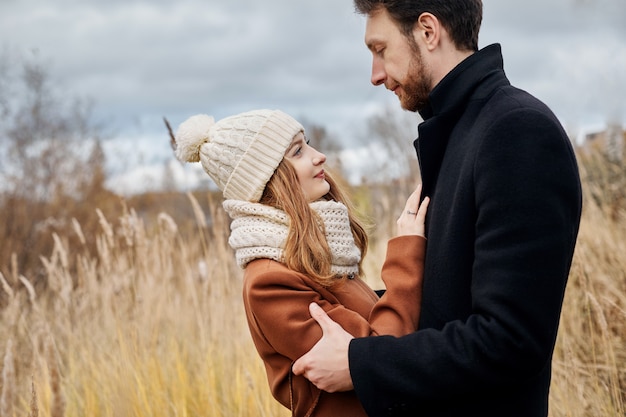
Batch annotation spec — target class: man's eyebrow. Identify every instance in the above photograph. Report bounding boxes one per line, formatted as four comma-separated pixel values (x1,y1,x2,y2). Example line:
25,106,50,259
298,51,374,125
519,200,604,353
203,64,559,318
365,37,381,51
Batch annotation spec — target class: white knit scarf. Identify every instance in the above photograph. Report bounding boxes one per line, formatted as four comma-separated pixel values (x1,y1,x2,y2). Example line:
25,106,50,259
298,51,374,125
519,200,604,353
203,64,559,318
222,199,361,276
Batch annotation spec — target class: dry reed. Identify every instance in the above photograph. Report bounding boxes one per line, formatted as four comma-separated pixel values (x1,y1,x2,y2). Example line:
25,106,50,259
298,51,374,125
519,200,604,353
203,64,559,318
30,376,39,417
1,339,15,417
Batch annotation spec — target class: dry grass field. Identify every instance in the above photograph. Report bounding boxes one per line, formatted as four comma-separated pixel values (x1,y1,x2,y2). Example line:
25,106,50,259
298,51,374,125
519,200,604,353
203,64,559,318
1,149,625,416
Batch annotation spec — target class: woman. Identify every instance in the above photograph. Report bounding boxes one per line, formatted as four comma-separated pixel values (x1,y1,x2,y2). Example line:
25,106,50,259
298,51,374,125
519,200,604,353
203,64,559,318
173,109,428,417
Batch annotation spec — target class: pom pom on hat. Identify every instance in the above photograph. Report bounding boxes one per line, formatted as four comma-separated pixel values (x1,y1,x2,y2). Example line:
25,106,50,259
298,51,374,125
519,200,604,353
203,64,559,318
174,114,215,163
173,109,303,203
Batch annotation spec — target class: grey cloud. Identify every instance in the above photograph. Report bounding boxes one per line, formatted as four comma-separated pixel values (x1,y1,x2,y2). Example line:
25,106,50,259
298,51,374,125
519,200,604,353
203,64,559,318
1,0,624,146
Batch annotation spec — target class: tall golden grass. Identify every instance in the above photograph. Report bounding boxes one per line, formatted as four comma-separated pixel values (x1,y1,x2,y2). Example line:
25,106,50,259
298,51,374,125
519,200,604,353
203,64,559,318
0,196,289,417
1,152,625,416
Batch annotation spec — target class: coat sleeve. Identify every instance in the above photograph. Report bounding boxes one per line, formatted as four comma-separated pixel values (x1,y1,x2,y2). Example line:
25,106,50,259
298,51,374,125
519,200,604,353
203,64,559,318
369,235,426,336
242,235,425,411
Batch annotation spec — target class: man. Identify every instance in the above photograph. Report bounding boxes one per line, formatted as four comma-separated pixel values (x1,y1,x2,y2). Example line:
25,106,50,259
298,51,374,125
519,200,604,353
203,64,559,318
292,1,583,416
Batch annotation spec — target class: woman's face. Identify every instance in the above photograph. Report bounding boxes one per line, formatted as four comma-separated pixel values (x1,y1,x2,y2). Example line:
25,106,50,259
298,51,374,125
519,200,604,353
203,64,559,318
283,131,330,202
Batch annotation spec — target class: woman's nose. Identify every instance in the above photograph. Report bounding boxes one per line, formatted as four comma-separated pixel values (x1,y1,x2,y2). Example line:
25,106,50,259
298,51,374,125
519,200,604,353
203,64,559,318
313,151,326,165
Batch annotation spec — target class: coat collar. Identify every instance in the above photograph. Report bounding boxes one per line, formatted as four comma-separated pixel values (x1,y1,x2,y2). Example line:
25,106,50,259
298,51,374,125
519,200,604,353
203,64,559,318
419,43,506,121
413,44,509,199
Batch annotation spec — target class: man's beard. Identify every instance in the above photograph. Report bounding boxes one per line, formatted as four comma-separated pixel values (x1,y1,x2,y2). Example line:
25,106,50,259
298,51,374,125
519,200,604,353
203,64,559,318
399,45,432,113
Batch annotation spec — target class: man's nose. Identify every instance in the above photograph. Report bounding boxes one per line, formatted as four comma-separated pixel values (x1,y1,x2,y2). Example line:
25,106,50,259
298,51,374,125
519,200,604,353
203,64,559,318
371,57,386,86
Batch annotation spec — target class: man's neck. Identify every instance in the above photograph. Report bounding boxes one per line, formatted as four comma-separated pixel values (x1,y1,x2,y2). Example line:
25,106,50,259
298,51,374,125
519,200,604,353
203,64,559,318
430,48,474,90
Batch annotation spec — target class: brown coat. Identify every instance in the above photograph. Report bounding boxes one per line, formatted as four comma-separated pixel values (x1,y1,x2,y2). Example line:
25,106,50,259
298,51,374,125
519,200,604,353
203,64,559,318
242,235,426,416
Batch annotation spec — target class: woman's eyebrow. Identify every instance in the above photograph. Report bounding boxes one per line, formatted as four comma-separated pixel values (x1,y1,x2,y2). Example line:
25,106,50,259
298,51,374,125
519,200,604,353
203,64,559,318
284,138,303,155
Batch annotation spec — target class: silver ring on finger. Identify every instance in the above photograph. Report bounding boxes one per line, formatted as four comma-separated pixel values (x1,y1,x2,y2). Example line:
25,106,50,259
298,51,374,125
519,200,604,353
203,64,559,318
406,210,417,215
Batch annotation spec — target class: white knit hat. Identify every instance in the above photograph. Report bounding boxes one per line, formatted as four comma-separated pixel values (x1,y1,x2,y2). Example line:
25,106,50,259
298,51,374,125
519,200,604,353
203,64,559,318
174,109,303,202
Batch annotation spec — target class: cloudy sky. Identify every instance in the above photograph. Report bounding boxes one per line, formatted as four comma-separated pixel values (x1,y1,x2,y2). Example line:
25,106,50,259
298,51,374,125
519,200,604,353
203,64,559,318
1,0,625,193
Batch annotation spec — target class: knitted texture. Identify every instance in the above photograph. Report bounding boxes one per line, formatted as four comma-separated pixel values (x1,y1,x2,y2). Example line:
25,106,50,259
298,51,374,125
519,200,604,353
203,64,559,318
175,109,303,202
223,199,361,276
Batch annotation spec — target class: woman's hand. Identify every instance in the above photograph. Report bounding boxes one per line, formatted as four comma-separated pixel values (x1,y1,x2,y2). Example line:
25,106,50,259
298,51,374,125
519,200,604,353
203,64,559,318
396,183,430,237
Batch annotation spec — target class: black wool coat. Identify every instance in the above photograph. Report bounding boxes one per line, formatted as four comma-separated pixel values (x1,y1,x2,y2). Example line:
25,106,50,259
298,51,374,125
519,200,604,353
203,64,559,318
349,44,583,417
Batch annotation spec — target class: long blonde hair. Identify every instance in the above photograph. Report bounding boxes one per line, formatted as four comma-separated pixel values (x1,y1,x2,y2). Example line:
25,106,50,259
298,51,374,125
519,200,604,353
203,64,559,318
259,161,368,288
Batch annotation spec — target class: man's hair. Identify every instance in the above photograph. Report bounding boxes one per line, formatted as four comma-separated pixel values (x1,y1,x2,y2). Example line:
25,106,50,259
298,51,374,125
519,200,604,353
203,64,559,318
354,0,482,52
259,161,368,288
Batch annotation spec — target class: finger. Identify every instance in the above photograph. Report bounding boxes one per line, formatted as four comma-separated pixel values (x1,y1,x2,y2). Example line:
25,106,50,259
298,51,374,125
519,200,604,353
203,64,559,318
309,302,337,334
414,183,423,199
292,304,335,376
292,355,306,375
403,184,422,214
416,196,430,220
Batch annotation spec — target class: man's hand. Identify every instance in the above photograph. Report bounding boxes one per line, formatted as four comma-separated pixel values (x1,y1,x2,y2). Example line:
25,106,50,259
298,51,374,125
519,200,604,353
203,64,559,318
292,302,355,392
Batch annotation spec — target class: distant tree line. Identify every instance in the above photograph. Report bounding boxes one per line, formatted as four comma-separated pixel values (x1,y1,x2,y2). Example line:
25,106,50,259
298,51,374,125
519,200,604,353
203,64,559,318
0,51,115,282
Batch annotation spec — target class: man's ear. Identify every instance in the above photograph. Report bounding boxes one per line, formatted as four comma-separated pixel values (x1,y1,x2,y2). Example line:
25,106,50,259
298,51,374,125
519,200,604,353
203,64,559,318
413,12,440,51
